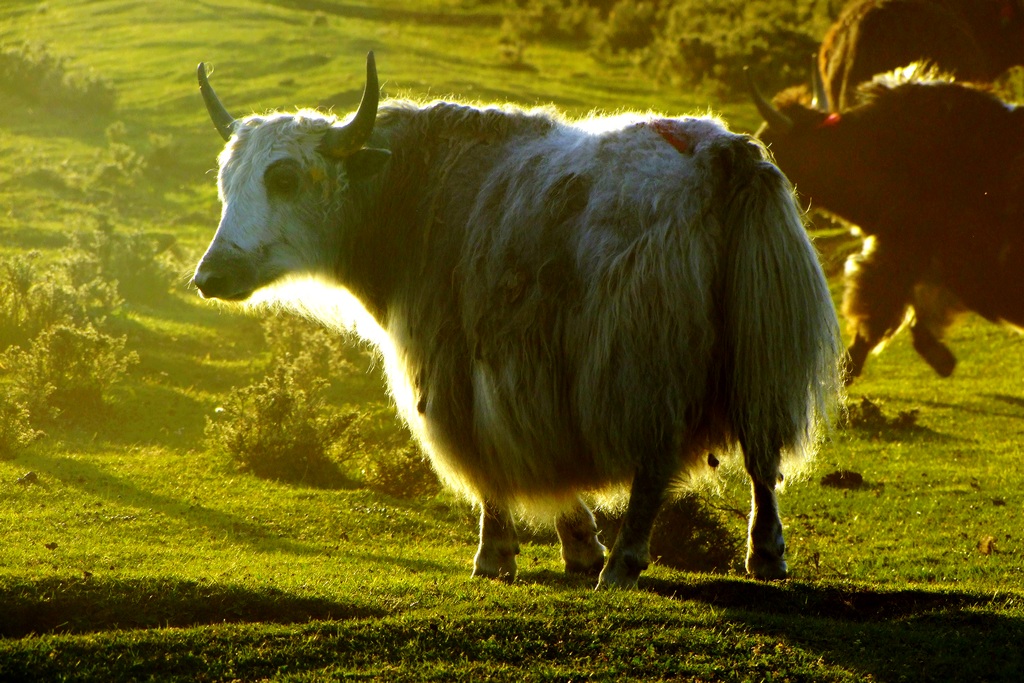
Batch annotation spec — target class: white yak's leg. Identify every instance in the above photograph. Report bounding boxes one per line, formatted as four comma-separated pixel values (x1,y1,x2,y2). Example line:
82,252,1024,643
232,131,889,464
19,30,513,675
472,500,519,581
745,475,788,581
555,496,606,575
598,464,670,589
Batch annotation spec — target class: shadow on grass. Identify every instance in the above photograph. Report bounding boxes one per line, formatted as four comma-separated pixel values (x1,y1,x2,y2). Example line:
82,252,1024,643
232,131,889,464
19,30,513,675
909,394,1024,422
597,495,742,574
0,576,382,638
513,494,743,576
984,393,1024,413
12,451,324,555
3,573,1022,681
646,576,1024,681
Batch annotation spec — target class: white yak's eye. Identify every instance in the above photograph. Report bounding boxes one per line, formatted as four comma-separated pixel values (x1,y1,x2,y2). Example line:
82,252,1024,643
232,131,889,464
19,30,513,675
263,159,301,198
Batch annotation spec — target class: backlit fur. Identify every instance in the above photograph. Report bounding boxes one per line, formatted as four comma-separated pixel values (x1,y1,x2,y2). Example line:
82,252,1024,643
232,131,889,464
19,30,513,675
196,95,844,579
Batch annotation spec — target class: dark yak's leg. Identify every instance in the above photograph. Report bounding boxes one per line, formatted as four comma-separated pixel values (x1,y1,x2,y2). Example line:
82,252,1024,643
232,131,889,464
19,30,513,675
598,463,671,589
472,500,519,581
842,238,919,383
845,334,873,383
910,321,956,377
909,285,959,377
555,496,606,575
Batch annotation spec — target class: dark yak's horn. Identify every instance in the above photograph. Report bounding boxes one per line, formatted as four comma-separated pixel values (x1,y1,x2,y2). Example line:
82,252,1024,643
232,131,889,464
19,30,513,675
321,51,380,158
744,66,794,134
810,55,830,112
198,62,236,141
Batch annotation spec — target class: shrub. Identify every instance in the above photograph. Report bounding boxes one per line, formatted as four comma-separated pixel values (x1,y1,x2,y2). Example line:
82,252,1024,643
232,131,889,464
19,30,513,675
88,122,146,191
205,355,357,487
260,313,363,379
652,1,820,98
256,313,440,497
67,223,181,302
4,322,138,422
343,406,440,499
502,0,598,45
0,390,39,460
0,41,116,114
593,0,658,54
143,132,179,177
360,442,439,499
216,313,437,494
0,254,35,346
0,251,122,351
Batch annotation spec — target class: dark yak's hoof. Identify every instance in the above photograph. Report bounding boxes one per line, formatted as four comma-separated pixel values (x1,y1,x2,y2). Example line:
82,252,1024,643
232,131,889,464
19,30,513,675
843,339,870,385
912,336,956,377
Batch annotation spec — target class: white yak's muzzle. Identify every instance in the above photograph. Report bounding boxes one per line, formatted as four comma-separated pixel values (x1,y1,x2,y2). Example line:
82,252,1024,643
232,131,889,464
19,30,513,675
193,245,261,301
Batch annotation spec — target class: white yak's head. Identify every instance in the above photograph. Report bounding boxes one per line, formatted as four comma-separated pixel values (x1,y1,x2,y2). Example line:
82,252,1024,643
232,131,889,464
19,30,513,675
192,52,391,301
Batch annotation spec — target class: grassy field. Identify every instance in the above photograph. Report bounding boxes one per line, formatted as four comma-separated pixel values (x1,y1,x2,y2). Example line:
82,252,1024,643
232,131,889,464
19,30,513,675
1,1,1023,681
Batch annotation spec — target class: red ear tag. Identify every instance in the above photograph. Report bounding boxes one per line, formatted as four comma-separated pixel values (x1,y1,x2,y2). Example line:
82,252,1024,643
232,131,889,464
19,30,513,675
649,119,691,154
819,112,842,128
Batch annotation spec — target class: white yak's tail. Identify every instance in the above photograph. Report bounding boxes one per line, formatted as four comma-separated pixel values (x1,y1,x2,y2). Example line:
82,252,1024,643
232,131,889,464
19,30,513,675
717,137,844,483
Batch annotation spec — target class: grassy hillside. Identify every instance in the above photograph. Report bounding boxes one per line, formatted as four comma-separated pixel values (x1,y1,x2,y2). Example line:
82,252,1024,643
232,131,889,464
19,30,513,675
1,1,1023,681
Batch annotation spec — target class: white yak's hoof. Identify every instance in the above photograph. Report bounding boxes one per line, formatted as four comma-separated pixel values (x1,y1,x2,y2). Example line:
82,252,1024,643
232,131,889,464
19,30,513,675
562,537,606,575
745,548,788,581
596,550,646,590
472,545,518,582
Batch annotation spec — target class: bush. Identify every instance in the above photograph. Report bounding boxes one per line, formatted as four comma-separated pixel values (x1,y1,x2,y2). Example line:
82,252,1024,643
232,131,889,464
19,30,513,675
516,0,828,97
222,314,438,496
4,323,138,422
502,0,598,45
343,406,440,499
214,313,437,495
67,223,181,302
0,225,180,347
360,442,439,499
206,355,357,487
260,313,365,379
0,41,116,114
143,132,179,177
0,251,122,351
652,1,821,97
0,391,39,460
593,0,658,54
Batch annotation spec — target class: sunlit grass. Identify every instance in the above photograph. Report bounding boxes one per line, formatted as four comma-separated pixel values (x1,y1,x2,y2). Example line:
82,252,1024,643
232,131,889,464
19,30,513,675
1,0,1024,680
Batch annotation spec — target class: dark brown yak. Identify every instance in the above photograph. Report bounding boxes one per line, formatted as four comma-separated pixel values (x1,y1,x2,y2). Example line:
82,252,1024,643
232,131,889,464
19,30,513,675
750,65,1024,380
821,0,1024,110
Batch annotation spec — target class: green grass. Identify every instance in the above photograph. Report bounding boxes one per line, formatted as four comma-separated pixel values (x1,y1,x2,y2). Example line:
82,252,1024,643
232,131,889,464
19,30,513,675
1,1,1024,680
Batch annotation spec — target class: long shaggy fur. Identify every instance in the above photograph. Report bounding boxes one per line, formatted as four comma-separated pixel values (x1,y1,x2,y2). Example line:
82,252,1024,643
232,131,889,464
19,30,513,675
199,96,844,512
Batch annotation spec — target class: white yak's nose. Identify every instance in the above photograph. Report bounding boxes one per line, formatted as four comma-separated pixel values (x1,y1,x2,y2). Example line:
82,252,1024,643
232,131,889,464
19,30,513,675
193,245,259,301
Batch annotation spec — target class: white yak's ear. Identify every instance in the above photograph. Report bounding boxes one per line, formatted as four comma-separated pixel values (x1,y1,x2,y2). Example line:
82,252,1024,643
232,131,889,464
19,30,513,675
345,147,391,179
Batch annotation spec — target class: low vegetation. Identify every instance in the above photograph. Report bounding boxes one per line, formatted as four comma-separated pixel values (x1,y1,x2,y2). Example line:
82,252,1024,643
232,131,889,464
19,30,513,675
0,40,117,114
0,1,1022,680
501,0,838,94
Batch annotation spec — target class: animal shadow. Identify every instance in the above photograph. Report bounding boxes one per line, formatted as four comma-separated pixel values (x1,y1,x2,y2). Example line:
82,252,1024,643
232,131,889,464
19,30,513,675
0,576,382,638
645,576,1024,681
